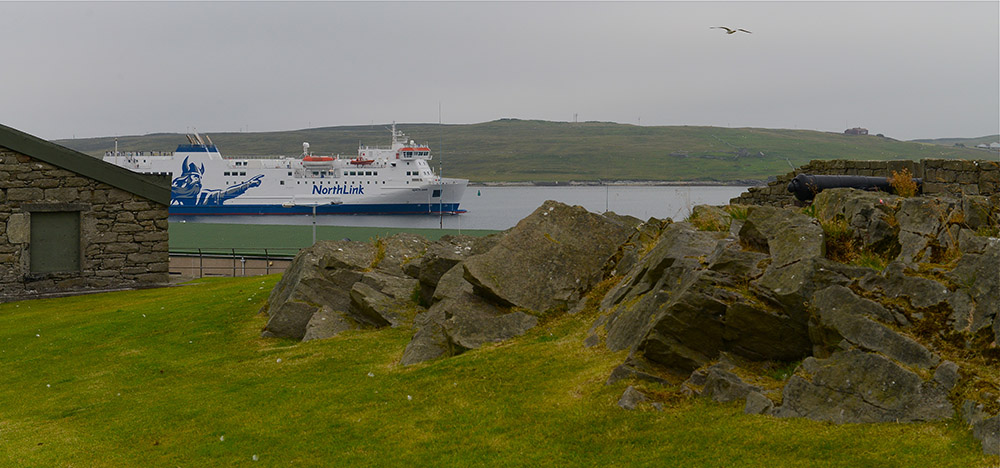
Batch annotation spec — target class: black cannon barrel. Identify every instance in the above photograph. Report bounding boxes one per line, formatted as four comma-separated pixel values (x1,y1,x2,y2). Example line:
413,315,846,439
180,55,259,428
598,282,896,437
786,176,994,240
786,173,922,202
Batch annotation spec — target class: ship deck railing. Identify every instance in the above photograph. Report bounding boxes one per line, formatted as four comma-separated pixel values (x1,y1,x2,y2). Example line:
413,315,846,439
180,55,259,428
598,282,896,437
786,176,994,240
104,151,173,157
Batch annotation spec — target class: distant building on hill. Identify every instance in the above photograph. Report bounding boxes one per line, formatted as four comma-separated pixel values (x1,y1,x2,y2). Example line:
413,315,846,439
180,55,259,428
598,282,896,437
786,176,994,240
844,127,869,135
0,123,171,302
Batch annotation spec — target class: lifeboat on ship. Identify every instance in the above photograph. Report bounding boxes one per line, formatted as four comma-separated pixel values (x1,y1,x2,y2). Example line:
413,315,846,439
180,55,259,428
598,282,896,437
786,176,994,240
349,157,375,166
300,142,336,169
302,155,335,169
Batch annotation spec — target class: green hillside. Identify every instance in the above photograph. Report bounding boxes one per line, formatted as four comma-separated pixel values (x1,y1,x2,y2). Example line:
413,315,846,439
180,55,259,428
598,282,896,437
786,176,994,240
57,120,991,183
912,134,1000,148
0,276,992,466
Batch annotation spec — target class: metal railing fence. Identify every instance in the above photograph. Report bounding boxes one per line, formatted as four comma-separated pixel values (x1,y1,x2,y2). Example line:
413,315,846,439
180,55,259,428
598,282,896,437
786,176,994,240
169,248,300,279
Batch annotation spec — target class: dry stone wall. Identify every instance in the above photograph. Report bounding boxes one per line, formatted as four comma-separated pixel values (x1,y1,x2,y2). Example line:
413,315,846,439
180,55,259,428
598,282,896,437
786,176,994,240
732,158,1000,206
0,147,170,300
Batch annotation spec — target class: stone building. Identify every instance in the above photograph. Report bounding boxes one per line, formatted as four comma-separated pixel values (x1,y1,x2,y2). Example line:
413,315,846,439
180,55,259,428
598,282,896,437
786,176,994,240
0,123,171,301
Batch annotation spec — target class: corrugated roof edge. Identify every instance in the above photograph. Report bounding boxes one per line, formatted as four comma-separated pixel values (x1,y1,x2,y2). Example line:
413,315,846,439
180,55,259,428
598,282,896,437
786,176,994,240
0,123,170,205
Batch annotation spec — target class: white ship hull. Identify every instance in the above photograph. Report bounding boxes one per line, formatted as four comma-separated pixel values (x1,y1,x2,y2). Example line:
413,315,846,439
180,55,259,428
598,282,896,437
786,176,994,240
103,126,468,216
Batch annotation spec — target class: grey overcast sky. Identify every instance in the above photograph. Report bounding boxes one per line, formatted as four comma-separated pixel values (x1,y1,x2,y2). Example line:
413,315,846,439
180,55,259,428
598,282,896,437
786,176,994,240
2,1,997,141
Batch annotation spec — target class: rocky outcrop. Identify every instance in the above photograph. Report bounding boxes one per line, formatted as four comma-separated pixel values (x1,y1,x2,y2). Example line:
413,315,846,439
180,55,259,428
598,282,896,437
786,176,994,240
462,201,633,313
260,235,427,341
963,400,1000,456
402,201,636,364
582,191,998,454
772,350,955,423
261,189,999,455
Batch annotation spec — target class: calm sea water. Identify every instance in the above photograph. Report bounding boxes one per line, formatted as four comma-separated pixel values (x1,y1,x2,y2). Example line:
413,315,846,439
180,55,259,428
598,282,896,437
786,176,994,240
171,185,749,231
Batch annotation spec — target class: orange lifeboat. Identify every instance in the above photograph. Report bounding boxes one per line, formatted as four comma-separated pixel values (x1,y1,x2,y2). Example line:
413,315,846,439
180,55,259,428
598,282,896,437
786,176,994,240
302,155,335,168
349,158,375,166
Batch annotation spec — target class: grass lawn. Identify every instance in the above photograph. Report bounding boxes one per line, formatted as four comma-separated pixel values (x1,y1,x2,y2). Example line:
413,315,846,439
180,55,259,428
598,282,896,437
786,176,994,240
1,276,994,467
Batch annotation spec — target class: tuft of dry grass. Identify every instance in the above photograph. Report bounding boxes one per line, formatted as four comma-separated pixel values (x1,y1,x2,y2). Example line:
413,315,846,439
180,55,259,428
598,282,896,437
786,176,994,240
889,168,918,197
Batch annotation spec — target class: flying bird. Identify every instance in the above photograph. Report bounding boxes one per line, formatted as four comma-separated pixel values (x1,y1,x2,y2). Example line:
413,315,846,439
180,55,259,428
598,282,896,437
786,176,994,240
712,26,752,34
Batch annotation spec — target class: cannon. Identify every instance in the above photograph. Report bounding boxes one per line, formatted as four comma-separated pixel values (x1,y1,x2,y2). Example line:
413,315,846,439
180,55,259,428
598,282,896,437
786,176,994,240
786,173,922,202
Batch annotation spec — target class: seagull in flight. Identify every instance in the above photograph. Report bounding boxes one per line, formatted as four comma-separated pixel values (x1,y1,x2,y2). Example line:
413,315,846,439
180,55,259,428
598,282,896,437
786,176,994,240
712,26,752,34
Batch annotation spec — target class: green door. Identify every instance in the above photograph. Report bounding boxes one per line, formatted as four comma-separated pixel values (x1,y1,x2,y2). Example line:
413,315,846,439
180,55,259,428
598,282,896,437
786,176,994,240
30,211,81,273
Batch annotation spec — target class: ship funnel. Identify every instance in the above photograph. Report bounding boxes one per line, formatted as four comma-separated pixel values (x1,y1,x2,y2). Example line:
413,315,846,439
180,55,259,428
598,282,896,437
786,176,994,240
302,142,310,156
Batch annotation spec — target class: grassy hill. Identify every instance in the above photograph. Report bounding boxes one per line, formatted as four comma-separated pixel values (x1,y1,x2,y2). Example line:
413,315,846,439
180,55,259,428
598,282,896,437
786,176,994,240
912,134,1000,148
56,120,991,183
0,276,993,466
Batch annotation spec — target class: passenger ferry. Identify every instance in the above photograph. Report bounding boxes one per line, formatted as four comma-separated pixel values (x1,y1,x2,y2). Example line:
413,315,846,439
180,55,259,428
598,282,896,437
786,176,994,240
103,124,467,215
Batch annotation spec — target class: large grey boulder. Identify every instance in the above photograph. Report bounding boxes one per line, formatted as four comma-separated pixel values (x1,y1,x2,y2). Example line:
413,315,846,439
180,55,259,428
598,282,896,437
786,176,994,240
618,386,662,411
895,196,960,263
605,217,668,278
302,306,355,342
858,262,952,309
442,304,538,351
961,195,999,231
400,294,538,365
773,350,954,423
635,263,813,373
744,391,775,415
406,234,501,306
349,282,410,328
755,257,869,321
946,240,1000,341
702,367,761,403
599,223,727,352
399,306,452,366
261,240,374,340
463,200,633,313
813,188,901,253
400,262,539,365
371,232,429,276
810,285,939,369
262,234,429,341
963,400,1000,456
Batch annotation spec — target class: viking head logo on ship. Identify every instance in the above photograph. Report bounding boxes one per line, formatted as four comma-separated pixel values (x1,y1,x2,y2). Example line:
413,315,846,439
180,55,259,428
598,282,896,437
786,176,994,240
171,157,206,204
171,156,263,206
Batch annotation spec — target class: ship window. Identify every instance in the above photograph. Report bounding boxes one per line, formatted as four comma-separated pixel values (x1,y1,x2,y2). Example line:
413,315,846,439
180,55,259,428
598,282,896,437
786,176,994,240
288,172,292,176
365,171,372,176
280,181,284,185
374,171,378,176
224,172,230,176
432,190,441,198
240,172,246,176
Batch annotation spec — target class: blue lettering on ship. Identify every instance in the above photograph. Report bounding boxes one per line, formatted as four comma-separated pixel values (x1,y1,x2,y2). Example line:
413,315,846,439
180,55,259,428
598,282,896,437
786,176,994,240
312,185,365,196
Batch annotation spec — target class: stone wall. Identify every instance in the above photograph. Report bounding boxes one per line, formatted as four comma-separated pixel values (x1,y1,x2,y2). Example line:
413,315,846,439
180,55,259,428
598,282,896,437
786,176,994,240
731,159,1000,206
0,147,170,301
